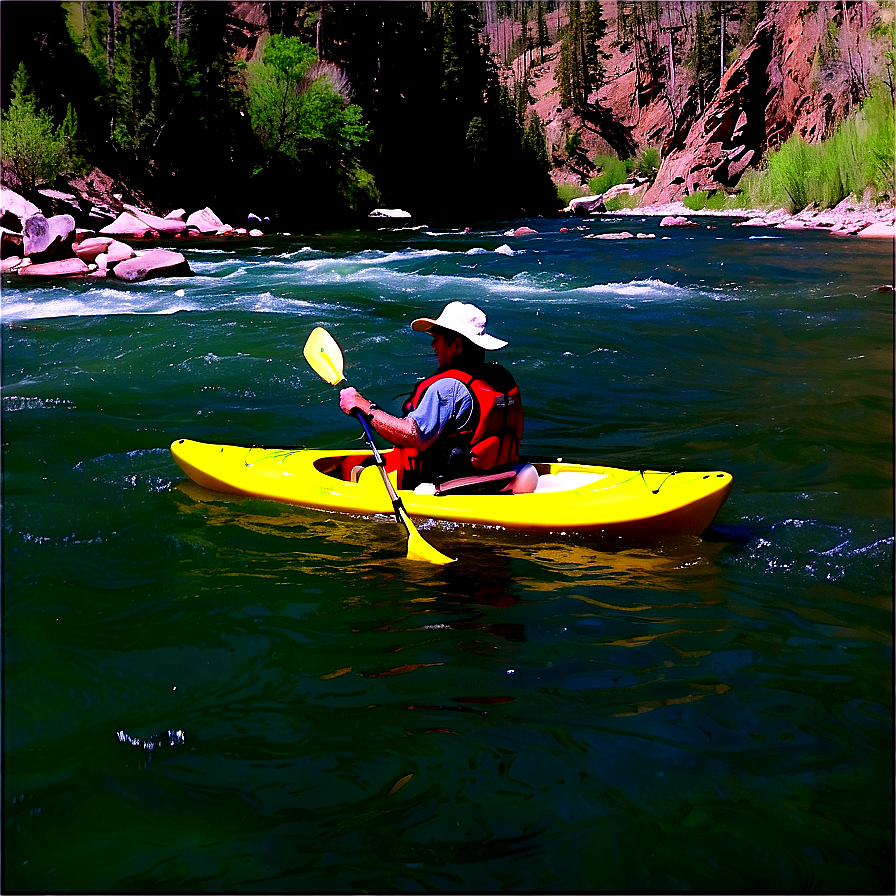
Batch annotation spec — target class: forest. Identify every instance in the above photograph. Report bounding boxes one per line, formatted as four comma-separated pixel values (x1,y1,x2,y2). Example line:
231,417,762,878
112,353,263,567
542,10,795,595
1,2,565,225
1,1,894,227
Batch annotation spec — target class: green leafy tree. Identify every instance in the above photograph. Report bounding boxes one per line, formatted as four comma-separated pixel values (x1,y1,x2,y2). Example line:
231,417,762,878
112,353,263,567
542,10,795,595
247,34,373,210
248,35,370,167
1,63,67,190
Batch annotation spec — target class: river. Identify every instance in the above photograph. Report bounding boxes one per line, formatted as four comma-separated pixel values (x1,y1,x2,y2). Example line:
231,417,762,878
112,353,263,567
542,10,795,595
2,215,892,892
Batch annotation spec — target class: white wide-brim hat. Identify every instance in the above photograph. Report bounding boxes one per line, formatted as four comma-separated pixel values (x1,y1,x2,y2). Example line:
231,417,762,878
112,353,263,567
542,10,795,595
411,301,507,350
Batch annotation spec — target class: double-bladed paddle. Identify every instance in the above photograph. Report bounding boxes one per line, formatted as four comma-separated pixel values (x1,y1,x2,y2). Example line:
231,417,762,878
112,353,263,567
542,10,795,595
303,327,455,565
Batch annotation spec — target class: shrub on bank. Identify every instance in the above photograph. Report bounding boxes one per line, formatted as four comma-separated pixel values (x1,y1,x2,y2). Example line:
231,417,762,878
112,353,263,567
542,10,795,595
556,181,588,206
588,154,629,195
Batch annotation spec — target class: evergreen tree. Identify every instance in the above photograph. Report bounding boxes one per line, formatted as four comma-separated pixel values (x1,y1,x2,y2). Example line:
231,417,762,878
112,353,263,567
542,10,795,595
1,63,68,191
583,0,609,93
0,1,103,166
536,2,550,63
687,3,723,113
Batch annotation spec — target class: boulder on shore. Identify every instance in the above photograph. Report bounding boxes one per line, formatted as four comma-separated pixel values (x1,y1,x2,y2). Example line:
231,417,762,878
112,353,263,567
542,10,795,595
23,213,76,258
565,195,605,214
112,249,192,282
856,222,895,239
73,236,114,263
18,257,90,278
0,187,40,228
123,204,186,235
368,208,411,218
186,207,225,233
100,212,155,238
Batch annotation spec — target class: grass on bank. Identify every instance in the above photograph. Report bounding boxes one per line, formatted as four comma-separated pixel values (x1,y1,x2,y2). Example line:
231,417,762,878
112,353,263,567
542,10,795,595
684,84,895,213
555,147,661,207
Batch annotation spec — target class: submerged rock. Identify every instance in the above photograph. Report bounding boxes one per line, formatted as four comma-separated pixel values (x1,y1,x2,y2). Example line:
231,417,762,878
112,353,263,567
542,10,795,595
659,215,697,227
112,248,192,282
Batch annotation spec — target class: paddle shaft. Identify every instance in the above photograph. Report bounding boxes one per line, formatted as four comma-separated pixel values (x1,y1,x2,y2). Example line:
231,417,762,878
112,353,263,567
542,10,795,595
351,405,406,519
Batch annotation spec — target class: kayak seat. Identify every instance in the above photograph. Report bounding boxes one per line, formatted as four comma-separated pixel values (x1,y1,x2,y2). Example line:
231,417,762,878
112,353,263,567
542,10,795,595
414,462,539,497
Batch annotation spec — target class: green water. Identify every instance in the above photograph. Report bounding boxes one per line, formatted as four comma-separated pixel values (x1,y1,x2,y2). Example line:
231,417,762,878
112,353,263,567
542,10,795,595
2,217,893,892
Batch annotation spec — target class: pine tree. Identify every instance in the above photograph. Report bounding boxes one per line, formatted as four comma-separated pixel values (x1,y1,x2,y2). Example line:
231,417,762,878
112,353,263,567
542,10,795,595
1,63,67,191
536,2,549,63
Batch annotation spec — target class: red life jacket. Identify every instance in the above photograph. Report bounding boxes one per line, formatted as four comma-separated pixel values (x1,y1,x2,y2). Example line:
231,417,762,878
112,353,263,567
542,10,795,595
387,364,523,488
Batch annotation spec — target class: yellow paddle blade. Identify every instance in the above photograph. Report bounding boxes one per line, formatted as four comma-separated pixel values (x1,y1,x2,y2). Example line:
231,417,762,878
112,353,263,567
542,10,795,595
303,327,346,385
400,507,455,564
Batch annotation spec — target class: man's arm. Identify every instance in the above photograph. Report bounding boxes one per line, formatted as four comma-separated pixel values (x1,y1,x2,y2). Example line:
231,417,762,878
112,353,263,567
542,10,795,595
339,387,424,448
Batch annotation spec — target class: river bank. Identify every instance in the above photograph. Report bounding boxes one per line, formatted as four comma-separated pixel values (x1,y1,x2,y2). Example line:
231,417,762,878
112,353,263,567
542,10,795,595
603,198,896,238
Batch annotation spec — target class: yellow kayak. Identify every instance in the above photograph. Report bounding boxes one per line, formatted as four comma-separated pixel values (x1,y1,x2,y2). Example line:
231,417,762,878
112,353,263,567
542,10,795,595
170,438,733,538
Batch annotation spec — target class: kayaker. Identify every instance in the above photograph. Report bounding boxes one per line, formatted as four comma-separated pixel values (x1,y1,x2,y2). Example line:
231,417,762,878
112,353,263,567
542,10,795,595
339,301,524,489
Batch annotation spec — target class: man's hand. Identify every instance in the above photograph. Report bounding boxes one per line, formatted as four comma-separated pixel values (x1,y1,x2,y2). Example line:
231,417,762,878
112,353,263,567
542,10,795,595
338,387,423,449
339,387,370,417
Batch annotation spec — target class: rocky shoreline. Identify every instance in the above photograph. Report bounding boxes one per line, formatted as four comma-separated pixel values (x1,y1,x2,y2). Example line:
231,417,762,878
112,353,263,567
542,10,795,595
2,176,893,285
0,184,276,282
607,198,896,239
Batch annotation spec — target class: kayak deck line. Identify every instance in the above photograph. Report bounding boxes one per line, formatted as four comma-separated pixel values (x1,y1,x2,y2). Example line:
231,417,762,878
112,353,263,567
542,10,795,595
170,438,734,538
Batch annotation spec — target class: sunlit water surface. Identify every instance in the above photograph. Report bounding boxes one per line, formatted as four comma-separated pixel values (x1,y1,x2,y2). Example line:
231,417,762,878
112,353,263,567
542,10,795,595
2,216,893,893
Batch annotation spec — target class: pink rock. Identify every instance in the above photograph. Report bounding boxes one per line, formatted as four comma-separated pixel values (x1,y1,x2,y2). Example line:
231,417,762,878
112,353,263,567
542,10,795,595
100,212,154,238
511,226,538,236
106,240,134,264
74,236,114,263
856,223,895,238
186,207,225,233
659,216,696,227
0,187,40,225
23,213,76,256
112,249,192,282
18,257,90,277
123,204,186,235
249,229,264,237
1,255,22,273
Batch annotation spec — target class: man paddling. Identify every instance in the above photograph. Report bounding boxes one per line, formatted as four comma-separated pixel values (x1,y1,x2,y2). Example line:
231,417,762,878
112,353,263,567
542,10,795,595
339,301,524,490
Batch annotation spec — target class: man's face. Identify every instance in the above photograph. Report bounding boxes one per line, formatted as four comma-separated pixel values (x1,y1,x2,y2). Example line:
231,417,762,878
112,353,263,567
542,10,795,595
431,329,461,370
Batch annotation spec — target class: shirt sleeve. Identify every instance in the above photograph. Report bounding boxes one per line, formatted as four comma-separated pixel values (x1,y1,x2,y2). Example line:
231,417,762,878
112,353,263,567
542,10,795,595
407,378,474,449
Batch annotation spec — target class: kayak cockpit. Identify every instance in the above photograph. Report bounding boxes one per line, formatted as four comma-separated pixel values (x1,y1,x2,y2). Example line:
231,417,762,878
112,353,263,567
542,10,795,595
312,452,607,496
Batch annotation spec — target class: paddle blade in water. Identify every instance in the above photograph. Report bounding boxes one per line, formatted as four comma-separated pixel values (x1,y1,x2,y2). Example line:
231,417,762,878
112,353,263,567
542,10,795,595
304,327,346,385
400,507,455,565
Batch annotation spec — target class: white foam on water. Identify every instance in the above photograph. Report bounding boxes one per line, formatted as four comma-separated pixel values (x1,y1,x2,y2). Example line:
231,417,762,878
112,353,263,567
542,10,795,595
1,291,202,321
